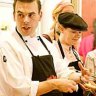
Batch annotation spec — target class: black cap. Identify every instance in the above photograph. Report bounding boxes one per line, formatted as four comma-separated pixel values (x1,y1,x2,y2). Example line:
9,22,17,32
58,12,88,31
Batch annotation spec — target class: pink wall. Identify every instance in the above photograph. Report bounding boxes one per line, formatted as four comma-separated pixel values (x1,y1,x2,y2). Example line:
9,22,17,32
82,0,96,37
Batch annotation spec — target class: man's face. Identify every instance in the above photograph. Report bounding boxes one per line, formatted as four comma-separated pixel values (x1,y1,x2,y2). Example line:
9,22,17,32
62,28,82,46
14,1,41,37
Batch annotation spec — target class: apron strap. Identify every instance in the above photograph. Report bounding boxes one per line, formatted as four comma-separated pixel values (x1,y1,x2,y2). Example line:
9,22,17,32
38,36,51,54
58,40,65,58
72,46,83,63
16,28,34,56
72,46,79,61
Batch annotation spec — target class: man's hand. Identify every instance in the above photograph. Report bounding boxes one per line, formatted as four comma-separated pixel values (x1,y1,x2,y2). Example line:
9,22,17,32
55,79,78,93
37,78,78,95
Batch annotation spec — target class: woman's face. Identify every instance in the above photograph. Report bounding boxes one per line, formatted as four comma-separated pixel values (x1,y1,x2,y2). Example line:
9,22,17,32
61,28,82,46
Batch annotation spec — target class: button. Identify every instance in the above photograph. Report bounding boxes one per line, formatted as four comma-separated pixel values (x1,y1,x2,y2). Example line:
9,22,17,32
3,56,7,62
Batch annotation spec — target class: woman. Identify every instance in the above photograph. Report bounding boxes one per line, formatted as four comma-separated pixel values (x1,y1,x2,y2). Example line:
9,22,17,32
54,12,88,96
43,1,74,42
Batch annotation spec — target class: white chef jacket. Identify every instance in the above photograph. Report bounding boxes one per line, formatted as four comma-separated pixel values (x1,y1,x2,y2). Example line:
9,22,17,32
0,31,74,96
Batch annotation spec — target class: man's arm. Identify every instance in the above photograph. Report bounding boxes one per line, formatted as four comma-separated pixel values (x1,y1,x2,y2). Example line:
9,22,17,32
37,79,77,96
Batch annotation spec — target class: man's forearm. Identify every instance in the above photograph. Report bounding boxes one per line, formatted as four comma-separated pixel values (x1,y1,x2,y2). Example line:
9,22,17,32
36,79,57,96
36,78,77,95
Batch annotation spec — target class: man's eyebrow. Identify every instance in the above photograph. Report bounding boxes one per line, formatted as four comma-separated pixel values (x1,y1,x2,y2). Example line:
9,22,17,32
29,12,36,14
17,11,23,14
17,11,35,14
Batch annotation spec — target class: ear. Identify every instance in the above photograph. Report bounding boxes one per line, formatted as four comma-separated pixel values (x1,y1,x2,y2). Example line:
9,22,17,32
38,11,42,21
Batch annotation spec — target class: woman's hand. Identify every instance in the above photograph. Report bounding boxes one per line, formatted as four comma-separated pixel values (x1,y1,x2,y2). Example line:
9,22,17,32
78,62,91,76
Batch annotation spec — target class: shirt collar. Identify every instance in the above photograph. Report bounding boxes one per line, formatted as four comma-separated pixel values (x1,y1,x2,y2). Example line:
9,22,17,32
62,43,72,51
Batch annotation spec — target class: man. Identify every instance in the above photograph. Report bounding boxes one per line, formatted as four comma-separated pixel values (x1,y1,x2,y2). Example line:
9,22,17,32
0,0,89,96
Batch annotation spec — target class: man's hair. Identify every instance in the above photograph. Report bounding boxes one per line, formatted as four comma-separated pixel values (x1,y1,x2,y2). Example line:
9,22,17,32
13,0,41,13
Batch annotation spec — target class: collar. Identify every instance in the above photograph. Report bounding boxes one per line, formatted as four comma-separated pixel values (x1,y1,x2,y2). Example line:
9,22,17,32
23,36,31,42
62,43,72,52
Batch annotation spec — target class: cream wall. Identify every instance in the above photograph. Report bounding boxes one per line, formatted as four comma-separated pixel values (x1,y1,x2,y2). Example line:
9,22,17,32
0,1,15,32
71,0,82,16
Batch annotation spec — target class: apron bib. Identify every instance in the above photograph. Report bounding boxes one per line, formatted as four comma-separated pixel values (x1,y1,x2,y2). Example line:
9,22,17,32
32,55,56,81
32,54,63,96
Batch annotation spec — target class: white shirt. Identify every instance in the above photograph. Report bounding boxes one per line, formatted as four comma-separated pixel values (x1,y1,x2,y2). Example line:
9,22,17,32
53,40,80,66
0,32,74,96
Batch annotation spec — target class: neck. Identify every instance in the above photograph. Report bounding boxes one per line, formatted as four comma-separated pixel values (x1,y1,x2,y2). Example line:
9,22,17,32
59,36,70,47
30,32,36,38
16,28,36,38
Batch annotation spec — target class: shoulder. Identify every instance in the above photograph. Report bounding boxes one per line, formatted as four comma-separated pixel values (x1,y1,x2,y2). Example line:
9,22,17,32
87,50,96,57
38,36,59,54
85,50,96,66
42,34,52,43
0,32,21,52
38,35,52,44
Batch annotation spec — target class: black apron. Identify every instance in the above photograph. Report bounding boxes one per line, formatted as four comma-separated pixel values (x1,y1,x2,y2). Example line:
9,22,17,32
58,40,83,96
32,37,63,96
16,29,63,96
